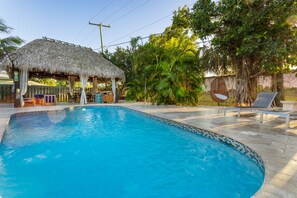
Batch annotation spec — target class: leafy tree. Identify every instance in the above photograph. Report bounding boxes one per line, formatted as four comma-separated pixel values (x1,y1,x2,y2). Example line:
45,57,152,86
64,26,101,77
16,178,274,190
107,6,204,105
106,47,133,81
30,77,57,86
199,46,234,76
105,39,140,99
191,0,297,106
142,27,203,105
30,78,69,87
129,6,204,105
172,6,191,29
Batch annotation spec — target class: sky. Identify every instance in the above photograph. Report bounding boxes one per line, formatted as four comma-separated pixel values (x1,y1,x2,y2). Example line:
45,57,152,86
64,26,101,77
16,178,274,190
0,0,197,52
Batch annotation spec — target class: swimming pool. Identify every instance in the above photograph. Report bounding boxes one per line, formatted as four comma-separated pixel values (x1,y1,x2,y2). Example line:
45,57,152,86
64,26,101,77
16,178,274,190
0,106,264,197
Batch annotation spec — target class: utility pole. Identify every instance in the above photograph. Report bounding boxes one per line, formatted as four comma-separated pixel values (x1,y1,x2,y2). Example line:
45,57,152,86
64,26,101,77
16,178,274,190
89,21,111,54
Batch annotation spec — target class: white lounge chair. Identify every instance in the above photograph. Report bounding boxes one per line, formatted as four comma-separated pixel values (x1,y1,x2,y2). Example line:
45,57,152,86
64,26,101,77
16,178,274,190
223,92,278,117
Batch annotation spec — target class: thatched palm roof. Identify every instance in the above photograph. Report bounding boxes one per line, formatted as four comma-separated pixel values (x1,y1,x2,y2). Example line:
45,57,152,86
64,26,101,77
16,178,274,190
1,38,125,80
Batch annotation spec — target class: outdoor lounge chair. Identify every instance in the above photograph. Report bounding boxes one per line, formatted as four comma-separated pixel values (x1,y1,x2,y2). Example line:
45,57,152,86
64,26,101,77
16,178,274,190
24,98,36,107
259,110,296,129
223,92,278,117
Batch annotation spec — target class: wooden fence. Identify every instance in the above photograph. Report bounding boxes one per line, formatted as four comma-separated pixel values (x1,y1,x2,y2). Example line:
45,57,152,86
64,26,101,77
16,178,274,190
26,86,70,102
0,85,94,103
0,85,13,103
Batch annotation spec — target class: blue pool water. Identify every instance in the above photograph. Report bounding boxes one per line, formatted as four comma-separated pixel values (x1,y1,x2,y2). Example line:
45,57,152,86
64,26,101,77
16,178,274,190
0,106,264,197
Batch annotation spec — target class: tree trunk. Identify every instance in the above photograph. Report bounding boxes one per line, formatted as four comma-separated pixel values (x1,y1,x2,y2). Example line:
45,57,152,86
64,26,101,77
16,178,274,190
271,72,284,107
235,57,257,106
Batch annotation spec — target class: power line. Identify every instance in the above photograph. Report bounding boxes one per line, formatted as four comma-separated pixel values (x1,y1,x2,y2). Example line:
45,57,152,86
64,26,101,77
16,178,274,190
106,36,202,50
92,33,162,51
79,27,98,45
106,13,173,46
85,32,101,46
106,2,196,47
80,0,133,46
86,0,151,47
109,0,151,25
90,0,115,21
72,23,89,43
84,2,196,47
103,27,185,49
103,0,133,22
72,0,115,43
93,40,132,51
105,35,152,49
102,18,198,50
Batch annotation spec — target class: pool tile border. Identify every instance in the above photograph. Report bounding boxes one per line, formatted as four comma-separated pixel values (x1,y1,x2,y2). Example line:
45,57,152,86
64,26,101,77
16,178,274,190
9,110,64,119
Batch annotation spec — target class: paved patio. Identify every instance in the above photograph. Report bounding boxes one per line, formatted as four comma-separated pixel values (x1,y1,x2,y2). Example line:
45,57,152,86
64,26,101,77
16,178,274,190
0,103,297,197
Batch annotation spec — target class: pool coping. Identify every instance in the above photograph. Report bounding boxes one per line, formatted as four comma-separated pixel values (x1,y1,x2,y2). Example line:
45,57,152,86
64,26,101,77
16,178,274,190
1,104,265,196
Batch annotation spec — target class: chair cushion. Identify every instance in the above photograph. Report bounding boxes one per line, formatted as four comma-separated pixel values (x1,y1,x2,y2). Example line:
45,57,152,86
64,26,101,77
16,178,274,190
214,93,228,100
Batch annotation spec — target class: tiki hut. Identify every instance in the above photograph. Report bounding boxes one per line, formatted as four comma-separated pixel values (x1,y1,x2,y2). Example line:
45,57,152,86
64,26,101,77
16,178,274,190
1,37,125,107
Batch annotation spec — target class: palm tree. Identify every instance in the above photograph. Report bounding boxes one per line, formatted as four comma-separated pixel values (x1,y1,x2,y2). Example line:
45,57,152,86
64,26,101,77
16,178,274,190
0,19,23,77
134,25,203,106
0,19,23,60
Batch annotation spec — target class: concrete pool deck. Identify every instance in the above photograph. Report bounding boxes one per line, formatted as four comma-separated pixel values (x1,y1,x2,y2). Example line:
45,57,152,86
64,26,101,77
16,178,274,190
0,103,296,197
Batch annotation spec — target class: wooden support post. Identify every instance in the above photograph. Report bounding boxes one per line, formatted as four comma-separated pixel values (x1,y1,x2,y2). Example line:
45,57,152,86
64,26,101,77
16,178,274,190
13,67,21,107
92,77,98,95
111,78,116,103
68,76,75,102
69,76,75,95
89,22,111,55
